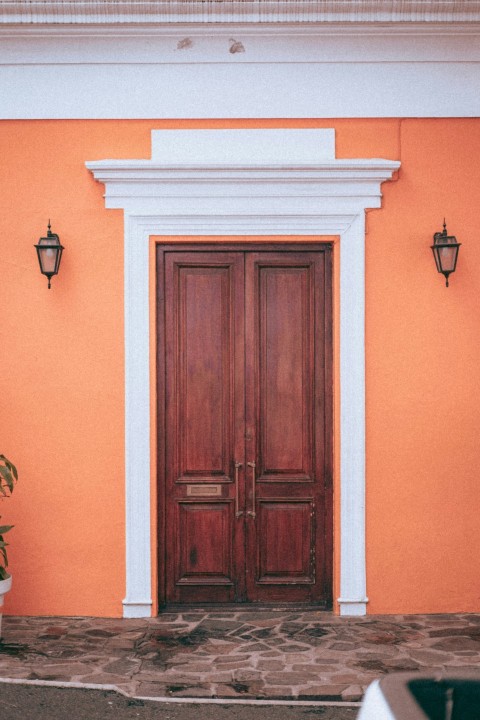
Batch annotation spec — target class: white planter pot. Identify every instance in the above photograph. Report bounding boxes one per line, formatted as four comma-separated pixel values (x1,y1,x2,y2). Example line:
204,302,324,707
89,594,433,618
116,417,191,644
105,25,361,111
0,575,12,639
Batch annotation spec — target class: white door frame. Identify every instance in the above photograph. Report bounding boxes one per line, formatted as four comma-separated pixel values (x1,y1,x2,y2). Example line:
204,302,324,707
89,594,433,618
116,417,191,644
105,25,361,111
87,128,400,617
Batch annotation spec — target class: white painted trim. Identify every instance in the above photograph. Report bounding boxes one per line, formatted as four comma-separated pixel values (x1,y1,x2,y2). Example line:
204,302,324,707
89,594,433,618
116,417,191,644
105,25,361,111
1,23,480,118
122,215,152,619
338,213,368,617
86,128,400,618
2,1,480,24
4,24,480,64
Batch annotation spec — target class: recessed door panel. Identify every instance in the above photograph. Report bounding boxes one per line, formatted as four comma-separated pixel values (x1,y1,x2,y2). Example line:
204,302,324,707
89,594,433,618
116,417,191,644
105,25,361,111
257,501,315,584
176,502,234,585
177,265,232,479
258,265,313,480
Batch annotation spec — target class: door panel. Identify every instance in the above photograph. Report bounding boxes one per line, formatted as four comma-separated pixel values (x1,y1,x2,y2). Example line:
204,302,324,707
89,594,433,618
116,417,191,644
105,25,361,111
178,265,232,478
164,252,245,603
245,252,326,602
256,500,315,584
160,245,331,606
257,263,314,481
176,502,234,586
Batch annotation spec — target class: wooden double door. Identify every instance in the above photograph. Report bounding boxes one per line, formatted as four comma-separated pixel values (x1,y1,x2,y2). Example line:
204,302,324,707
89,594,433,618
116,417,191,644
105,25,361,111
157,244,332,606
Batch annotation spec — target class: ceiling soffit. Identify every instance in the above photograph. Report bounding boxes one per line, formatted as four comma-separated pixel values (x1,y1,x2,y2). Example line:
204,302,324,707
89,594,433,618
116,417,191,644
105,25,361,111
2,0,480,23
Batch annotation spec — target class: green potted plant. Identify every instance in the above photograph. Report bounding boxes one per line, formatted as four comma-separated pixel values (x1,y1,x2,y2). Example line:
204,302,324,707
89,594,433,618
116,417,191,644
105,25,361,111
0,454,18,638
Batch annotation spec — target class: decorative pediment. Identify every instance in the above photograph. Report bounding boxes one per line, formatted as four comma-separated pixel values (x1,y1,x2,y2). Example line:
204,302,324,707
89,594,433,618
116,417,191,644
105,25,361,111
87,129,400,229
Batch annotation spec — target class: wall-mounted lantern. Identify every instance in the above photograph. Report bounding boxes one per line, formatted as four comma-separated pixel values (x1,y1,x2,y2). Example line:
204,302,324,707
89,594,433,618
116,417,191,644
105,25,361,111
431,220,461,288
34,221,64,289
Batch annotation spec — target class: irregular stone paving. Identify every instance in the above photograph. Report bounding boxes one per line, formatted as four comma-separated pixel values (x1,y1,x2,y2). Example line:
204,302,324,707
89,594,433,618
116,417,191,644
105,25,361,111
1,611,480,702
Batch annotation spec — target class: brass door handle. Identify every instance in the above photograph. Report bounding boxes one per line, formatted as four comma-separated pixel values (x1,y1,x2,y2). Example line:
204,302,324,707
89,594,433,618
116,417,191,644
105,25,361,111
247,461,256,518
234,461,243,518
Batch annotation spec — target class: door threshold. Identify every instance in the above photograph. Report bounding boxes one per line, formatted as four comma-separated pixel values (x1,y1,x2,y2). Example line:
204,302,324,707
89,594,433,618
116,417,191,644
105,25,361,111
159,602,332,613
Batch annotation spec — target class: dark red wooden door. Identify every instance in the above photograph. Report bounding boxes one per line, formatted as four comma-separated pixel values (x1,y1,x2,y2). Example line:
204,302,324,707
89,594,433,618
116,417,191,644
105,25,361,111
159,246,332,606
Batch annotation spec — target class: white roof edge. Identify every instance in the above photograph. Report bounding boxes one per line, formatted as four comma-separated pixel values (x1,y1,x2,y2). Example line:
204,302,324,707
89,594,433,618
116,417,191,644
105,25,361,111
2,0,480,24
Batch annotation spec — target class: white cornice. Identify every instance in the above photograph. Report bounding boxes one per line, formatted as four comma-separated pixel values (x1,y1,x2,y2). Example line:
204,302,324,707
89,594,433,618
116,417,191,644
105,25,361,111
85,161,402,181
2,1,480,24
2,22,479,64
1,17,479,118
86,130,400,206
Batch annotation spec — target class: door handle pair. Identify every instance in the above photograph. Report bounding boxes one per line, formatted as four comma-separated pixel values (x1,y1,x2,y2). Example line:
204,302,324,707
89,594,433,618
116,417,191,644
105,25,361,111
234,460,256,519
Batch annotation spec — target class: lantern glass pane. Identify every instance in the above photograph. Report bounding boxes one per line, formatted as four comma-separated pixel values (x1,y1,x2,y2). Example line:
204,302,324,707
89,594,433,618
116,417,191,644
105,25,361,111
432,247,442,273
438,245,457,273
38,246,58,274
37,235,62,275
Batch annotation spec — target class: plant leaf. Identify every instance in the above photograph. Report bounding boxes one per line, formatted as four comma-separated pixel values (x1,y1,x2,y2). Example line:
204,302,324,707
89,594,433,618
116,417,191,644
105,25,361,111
0,465,15,492
4,458,18,478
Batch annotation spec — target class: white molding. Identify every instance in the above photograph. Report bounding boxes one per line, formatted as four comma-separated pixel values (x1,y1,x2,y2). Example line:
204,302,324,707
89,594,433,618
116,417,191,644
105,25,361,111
2,1,480,24
339,213,368,617
1,22,480,118
3,24,480,64
122,215,152,619
87,128,399,618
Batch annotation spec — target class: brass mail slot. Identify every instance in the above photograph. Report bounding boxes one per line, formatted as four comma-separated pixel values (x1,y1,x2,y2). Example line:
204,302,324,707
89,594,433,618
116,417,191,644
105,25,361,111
186,484,222,497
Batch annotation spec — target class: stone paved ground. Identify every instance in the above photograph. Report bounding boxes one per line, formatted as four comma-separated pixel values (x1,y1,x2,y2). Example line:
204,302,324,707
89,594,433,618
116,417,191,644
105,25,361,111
1,611,480,703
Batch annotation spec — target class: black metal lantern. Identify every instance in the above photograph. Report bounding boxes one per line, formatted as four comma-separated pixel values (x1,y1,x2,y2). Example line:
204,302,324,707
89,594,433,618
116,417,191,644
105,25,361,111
431,220,461,288
34,221,64,289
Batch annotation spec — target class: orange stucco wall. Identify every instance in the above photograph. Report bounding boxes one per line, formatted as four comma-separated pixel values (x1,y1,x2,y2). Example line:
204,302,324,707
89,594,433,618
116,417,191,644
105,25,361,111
1,118,479,617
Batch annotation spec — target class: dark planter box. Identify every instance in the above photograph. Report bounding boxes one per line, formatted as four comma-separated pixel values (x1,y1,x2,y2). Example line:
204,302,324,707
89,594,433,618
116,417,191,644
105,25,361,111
358,672,480,720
